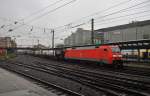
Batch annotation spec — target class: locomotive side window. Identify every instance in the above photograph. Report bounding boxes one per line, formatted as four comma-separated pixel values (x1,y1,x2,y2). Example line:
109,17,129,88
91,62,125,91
111,46,120,52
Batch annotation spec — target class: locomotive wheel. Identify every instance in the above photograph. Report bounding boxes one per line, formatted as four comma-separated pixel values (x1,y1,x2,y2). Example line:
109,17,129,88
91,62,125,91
96,62,104,67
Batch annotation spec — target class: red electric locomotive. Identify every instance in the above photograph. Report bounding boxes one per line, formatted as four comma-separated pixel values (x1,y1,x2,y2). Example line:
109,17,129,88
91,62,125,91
64,45,123,67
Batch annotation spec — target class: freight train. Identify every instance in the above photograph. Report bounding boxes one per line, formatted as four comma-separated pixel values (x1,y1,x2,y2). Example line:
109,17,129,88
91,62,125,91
55,45,123,67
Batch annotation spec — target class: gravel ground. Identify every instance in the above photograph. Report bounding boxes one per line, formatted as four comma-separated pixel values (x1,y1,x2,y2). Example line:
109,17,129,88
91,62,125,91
124,62,150,69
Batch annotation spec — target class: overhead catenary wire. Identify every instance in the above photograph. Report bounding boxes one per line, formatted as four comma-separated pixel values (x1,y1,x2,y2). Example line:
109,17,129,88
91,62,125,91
55,8,150,33
21,0,65,21
1,0,150,37
1,0,136,33
55,0,150,32
92,10,150,26
6,0,77,32
72,3,150,29
27,0,77,23
29,0,150,35
53,0,133,30
95,6,150,24
28,0,150,32
0,17,51,31
3,0,131,32
0,0,76,32
95,0,150,20
0,0,65,30
94,12,150,28
56,9,150,34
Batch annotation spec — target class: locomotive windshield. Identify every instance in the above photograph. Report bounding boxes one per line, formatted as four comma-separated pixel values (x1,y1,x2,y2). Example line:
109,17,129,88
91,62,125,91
111,46,120,52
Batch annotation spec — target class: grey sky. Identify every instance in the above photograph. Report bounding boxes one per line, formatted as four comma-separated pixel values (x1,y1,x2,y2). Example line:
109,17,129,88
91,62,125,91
0,0,150,47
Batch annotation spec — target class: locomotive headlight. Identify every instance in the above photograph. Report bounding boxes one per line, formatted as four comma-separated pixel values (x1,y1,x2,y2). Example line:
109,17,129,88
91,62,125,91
113,55,122,57
113,55,117,57
118,55,122,57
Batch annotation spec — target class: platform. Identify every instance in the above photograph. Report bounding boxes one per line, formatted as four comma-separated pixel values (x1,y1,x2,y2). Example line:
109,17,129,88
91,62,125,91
0,68,57,96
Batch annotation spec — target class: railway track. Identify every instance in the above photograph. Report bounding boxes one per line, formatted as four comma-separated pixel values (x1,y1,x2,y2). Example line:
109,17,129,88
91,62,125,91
0,61,117,96
119,66,150,76
32,55,150,77
1,60,150,96
60,61,150,77
33,61,150,94
31,60,150,84
64,61,150,77
0,62,84,96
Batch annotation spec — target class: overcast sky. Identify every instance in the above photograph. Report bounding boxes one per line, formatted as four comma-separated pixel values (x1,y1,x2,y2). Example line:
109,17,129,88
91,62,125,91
0,0,150,47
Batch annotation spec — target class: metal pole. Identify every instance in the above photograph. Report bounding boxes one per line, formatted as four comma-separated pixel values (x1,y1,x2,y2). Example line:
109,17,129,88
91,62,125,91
52,29,54,49
51,29,55,55
14,38,16,48
135,21,138,40
37,39,39,49
37,39,39,45
91,18,94,44
137,48,140,62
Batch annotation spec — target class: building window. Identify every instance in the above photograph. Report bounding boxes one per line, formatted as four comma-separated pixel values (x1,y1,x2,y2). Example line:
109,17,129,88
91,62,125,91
143,34,149,39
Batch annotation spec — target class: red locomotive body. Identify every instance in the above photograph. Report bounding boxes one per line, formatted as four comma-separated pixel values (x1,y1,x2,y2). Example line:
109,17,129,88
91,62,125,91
64,45,123,67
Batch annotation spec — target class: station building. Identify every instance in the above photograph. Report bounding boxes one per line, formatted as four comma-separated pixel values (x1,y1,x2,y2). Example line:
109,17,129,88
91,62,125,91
96,20,150,43
64,19,150,46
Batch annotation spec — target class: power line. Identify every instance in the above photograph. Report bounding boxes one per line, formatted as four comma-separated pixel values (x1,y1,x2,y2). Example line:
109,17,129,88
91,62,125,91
0,17,51,31
2,0,134,33
95,4,150,23
54,0,150,33
1,0,65,30
2,0,149,35
6,0,77,32
56,10,150,34
95,0,150,20
53,0,133,30
21,0,65,21
54,0,150,34
69,3,150,29
94,12,150,28
69,12,150,31
0,0,74,31
27,0,77,23
63,0,150,32
22,0,150,32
